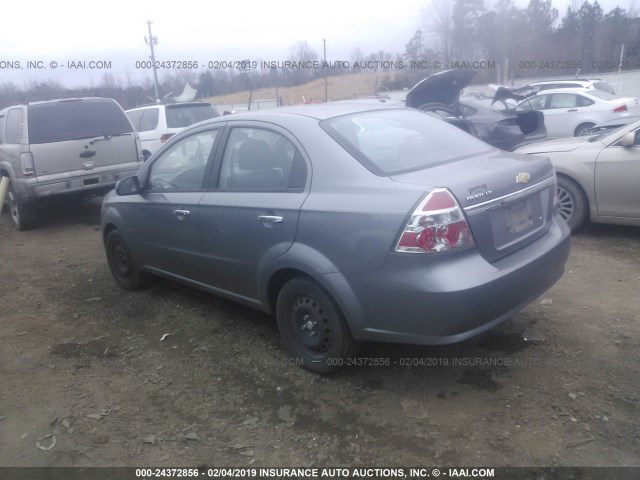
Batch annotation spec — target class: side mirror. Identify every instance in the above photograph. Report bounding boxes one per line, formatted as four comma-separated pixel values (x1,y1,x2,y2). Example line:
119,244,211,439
621,132,636,148
115,176,141,196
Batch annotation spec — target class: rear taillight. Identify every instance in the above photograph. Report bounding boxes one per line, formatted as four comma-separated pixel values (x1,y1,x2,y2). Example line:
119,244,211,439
613,104,628,113
20,153,35,177
160,133,174,143
395,188,475,254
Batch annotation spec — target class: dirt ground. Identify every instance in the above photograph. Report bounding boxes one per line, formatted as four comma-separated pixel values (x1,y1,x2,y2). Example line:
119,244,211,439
0,197,639,468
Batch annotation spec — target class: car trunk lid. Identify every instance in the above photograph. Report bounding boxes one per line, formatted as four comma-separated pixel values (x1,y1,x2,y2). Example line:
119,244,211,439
406,69,474,109
390,151,556,263
30,134,138,178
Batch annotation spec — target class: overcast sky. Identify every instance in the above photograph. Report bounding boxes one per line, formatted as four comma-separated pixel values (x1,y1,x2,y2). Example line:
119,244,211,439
0,0,634,88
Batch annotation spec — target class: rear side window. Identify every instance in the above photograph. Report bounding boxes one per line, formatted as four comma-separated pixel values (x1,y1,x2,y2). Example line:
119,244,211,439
126,109,144,130
139,108,160,132
28,99,133,144
218,127,306,191
166,104,219,128
5,108,23,144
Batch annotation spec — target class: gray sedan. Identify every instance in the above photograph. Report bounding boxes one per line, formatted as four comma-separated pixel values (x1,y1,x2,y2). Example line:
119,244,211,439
102,103,570,373
516,119,640,231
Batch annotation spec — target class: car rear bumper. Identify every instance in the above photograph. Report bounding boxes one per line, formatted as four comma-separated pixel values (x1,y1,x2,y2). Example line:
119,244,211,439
332,213,570,345
29,165,140,200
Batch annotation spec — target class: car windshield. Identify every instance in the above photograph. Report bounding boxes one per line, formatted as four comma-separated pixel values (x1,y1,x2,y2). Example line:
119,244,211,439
321,109,492,175
165,104,219,128
28,99,133,144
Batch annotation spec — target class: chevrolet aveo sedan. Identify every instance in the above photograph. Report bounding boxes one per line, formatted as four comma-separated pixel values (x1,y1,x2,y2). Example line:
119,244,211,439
101,103,570,373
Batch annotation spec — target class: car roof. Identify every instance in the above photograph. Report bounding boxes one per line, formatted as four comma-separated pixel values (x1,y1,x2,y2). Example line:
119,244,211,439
530,79,602,85
126,102,214,111
212,101,408,122
531,88,596,95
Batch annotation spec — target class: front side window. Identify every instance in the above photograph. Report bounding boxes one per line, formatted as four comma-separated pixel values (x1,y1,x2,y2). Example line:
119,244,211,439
218,127,306,191
147,129,218,191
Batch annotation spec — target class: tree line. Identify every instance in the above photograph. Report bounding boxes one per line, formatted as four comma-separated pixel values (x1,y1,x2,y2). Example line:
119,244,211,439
0,0,638,110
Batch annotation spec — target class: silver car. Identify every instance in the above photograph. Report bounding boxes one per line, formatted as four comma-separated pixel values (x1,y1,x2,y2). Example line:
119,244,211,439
101,103,570,373
516,119,640,231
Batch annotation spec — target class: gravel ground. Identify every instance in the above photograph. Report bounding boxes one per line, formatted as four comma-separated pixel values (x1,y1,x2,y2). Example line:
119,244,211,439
0,197,639,468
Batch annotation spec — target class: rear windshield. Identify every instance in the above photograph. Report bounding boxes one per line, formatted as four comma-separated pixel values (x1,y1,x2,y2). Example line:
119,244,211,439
593,81,615,94
321,109,491,175
28,99,132,144
165,104,219,128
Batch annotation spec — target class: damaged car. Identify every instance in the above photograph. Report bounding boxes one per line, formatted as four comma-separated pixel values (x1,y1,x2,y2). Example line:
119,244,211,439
406,69,547,151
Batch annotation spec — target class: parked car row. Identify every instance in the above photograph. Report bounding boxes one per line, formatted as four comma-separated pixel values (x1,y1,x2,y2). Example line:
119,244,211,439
2,80,636,374
403,70,640,232
0,98,219,229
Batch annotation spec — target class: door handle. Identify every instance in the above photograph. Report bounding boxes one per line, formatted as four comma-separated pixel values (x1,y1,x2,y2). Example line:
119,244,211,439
172,209,191,219
258,215,283,224
567,109,578,112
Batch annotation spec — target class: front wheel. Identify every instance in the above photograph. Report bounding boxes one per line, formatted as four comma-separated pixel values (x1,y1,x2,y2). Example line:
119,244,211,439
556,176,588,231
276,277,360,374
105,230,147,290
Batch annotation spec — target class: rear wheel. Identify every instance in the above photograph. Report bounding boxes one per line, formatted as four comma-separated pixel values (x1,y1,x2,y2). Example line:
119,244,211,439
105,230,147,290
7,182,39,230
276,277,360,374
557,176,588,231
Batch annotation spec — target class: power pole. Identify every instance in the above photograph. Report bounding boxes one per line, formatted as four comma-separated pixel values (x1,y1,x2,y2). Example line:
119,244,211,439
145,20,160,104
323,39,328,102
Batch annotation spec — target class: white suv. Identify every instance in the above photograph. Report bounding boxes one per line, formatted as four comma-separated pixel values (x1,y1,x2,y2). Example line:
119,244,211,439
126,102,220,160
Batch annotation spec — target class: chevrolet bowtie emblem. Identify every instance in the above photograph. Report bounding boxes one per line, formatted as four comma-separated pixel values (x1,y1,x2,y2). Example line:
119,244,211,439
516,172,531,184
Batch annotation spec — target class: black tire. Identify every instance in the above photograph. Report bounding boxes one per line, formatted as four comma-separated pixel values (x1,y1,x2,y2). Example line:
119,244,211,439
105,230,147,290
556,176,588,231
6,182,39,230
276,277,360,374
574,123,595,137
417,102,458,117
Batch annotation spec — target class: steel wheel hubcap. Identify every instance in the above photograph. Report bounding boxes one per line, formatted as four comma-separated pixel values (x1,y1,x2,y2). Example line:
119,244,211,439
292,295,331,353
113,242,131,276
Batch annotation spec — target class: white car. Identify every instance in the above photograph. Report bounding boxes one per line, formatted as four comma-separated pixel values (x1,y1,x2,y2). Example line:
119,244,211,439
515,119,640,230
126,102,220,160
519,88,640,138
529,79,615,95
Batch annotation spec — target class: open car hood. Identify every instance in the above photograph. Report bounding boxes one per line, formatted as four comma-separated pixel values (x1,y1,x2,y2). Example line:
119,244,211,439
406,69,474,109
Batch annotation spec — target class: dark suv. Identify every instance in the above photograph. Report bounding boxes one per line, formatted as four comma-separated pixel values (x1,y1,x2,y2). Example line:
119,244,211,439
0,97,143,229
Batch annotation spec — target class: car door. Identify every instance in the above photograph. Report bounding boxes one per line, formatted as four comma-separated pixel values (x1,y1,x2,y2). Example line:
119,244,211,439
196,123,309,300
594,128,640,218
539,93,585,137
128,127,221,279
